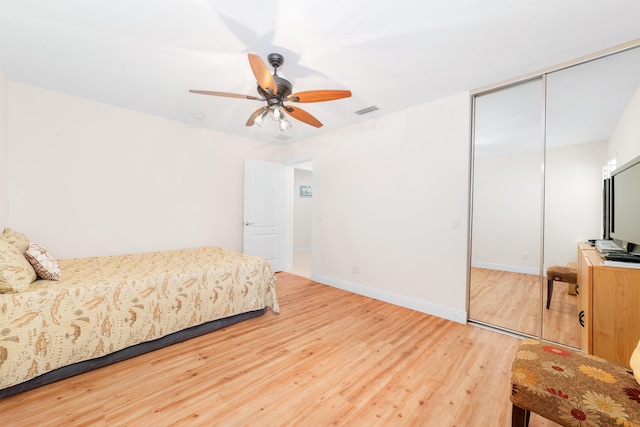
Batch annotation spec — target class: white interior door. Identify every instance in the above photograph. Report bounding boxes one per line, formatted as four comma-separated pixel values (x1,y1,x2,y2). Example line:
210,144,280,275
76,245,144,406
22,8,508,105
243,158,285,272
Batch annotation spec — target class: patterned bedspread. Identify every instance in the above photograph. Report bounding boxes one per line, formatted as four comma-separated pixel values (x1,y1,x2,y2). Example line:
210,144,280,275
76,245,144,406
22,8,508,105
0,246,278,391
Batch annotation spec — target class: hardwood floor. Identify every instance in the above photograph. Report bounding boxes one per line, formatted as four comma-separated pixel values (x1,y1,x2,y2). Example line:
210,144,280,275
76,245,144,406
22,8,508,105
0,273,559,426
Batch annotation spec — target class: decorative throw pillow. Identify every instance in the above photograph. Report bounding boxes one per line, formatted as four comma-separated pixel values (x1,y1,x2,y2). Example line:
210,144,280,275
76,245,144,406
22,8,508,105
0,239,37,293
24,243,62,281
631,339,640,385
1,228,31,253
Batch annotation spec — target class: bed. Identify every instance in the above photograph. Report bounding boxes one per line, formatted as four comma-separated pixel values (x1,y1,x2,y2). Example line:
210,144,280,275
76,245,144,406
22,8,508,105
0,233,279,398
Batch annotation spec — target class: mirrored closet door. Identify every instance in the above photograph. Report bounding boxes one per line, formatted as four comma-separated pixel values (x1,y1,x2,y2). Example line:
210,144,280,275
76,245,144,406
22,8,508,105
541,45,640,346
469,78,544,337
469,42,640,347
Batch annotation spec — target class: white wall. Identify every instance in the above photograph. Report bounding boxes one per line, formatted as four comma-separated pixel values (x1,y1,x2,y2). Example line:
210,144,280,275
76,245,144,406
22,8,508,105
609,84,640,165
0,66,8,228
282,92,471,323
293,168,312,251
8,83,281,258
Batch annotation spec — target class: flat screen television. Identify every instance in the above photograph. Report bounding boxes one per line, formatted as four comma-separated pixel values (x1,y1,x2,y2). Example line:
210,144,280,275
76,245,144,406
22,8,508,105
610,153,640,255
602,177,611,240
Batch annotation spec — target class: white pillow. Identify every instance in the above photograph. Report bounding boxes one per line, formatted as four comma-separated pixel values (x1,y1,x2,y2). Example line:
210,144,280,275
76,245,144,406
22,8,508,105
24,243,62,281
631,339,640,385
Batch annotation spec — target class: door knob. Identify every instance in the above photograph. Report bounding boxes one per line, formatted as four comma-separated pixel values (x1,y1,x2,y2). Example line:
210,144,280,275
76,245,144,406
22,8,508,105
244,222,254,226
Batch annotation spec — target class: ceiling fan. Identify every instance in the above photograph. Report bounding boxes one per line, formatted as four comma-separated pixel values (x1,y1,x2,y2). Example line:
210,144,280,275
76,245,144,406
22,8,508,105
189,53,352,131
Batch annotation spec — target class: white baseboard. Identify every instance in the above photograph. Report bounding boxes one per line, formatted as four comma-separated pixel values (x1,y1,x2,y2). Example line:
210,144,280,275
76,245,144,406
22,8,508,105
314,274,467,324
471,261,539,276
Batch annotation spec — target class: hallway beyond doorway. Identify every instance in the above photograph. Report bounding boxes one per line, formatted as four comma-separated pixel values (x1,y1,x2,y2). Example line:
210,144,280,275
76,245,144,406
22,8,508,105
290,251,311,278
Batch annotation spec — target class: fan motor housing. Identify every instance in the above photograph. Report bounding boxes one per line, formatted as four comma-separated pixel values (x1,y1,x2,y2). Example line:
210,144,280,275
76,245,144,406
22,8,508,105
257,75,292,99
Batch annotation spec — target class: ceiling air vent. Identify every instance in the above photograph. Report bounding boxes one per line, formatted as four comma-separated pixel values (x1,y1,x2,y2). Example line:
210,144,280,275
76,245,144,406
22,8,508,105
355,106,379,115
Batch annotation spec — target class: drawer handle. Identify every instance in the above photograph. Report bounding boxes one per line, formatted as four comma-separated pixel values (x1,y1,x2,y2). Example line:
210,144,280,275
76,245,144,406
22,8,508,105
575,283,580,295
579,310,585,328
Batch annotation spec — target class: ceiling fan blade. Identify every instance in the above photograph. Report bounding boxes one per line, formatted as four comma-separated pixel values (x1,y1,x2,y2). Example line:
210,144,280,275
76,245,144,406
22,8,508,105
285,106,323,128
189,90,262,100
246,107,268,126
287,90,352,103
248,53,277,95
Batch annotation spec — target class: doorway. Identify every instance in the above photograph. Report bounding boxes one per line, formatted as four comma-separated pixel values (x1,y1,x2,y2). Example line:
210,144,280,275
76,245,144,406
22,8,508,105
289,160,314,278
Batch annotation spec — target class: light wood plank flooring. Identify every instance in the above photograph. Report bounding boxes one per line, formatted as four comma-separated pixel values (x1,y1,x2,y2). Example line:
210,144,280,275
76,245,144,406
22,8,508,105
0,273,559,426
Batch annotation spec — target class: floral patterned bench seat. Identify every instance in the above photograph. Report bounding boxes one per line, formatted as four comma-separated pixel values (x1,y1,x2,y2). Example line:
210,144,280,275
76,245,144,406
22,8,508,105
510,339,640,426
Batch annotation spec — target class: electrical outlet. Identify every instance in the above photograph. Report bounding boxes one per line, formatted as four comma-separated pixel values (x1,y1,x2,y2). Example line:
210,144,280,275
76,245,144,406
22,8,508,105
352,265,360,274
523,253,528,260
452,218,461,229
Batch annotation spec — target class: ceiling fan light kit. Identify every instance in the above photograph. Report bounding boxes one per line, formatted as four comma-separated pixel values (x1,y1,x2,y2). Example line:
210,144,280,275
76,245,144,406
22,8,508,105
253,107,269,126
189,53,352,131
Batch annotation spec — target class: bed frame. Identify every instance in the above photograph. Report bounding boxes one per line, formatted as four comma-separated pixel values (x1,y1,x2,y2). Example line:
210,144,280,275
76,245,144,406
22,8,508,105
0,308,266,399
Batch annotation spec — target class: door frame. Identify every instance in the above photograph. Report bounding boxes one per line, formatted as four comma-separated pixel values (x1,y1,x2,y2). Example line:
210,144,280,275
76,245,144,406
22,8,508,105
285,157,316,279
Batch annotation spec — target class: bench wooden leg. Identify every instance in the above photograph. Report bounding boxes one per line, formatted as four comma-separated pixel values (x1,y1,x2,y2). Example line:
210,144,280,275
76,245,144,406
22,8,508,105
512,404,530,427
546,279,553,309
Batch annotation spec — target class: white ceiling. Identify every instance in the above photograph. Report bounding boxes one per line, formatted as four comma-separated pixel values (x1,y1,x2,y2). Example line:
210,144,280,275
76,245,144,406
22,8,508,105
1,0,640,144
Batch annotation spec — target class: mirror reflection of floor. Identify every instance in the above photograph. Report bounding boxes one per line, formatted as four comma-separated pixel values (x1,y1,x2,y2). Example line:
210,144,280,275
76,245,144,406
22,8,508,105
469,268,579,348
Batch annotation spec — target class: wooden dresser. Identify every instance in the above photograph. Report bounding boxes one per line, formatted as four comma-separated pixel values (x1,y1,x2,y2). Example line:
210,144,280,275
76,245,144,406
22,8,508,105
577,242,640,367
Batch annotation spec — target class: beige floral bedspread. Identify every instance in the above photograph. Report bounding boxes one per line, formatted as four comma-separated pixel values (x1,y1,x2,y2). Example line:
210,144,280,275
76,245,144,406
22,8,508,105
0,246,278,391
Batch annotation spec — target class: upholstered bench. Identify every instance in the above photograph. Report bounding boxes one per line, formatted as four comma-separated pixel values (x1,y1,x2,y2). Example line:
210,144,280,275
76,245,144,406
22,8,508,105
546,265,578,309
510,339,640,426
